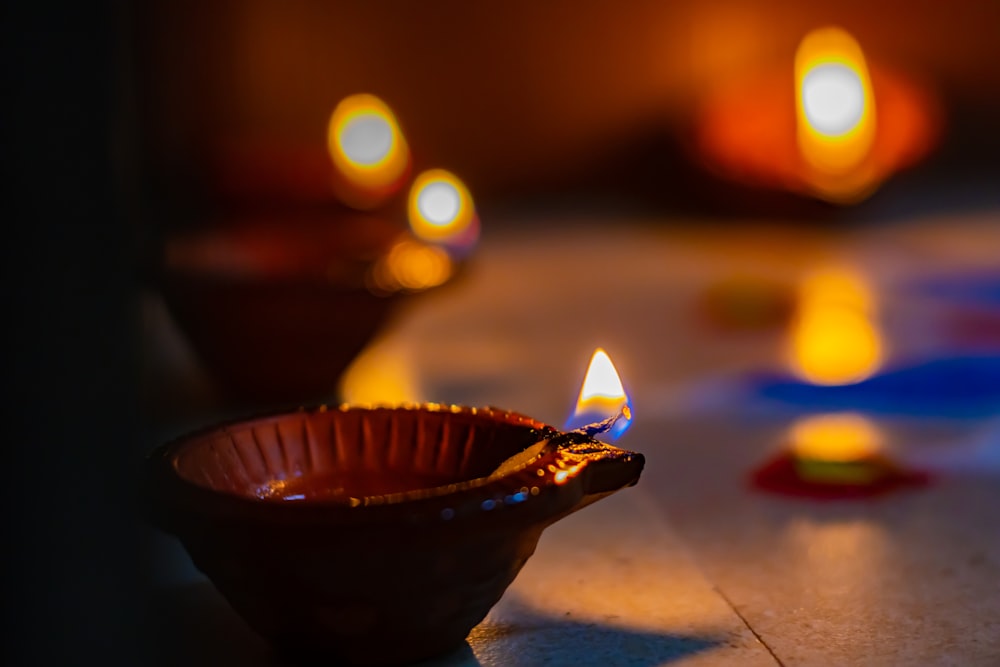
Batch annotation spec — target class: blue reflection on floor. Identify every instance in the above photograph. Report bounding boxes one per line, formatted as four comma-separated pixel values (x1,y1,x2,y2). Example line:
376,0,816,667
751,355,1000,419
908,272,1000,306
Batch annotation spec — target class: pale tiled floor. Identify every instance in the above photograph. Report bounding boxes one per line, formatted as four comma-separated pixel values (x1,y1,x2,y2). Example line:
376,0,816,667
147,214,1000,665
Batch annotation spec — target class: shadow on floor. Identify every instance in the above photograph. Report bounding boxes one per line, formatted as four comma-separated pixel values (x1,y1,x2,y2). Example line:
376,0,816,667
147,582,278,667
454,594,723,667
148,582,723,666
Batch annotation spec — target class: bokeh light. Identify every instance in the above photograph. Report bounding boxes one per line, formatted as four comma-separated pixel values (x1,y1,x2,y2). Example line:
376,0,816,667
327,93,410,209
407,169,479,253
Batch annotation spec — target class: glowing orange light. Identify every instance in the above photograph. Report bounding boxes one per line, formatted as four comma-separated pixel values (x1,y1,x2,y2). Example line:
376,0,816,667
789,412,883,463
789,267,884,385
566,348,633,440
407,169,479,253
327,94,410,210
367,239,454,294
795,27,877,201
694,25,939,205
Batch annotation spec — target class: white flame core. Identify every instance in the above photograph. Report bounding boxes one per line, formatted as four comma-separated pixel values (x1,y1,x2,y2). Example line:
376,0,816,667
802,64,865,136
417,181,461,226
579,349,626,400
339,113,394,165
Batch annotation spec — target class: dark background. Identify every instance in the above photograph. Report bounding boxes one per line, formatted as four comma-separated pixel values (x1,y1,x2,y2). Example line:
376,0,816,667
3,2,143,664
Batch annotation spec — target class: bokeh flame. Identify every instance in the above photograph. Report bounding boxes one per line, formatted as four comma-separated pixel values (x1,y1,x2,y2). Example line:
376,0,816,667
789,267,884,386
407,169,479,255
566,348,633,441
327,94,410,209
789,412,883,463
795,27,877,201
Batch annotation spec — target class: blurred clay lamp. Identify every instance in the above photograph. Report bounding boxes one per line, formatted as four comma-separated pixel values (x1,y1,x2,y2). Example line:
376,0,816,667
159,95,458,405
752,268,926,497
695,26,940,203
147,349,643,665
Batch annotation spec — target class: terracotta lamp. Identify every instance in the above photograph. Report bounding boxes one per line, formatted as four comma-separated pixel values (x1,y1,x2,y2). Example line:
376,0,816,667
695,26,941,204
147,353,644,665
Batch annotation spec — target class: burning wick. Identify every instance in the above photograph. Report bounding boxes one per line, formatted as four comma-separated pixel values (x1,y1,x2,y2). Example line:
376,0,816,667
490,354,633,481
488,350,636,483
571,405,633,438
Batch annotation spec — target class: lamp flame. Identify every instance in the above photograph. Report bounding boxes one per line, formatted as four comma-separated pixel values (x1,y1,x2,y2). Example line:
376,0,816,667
795,27,877,202
566,348,633,441
407,169,479,255
327,94,410,209
789,267,884,386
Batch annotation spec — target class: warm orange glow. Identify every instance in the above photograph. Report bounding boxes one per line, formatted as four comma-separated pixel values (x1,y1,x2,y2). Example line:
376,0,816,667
567,348,632,440
407,169,479,252
789,267,884,385
693,25,939,205
789,413,882,463
368,239,454,294
327,94,410,209
794,27,879,202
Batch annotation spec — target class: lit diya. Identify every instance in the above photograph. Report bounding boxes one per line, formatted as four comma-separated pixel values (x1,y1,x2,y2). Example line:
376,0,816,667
147,350,644,666
695,26,941,204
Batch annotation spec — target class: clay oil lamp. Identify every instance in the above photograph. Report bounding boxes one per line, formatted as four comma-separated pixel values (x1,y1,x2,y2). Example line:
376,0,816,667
159,95,472,405
694,26,941,204
147,350,644,665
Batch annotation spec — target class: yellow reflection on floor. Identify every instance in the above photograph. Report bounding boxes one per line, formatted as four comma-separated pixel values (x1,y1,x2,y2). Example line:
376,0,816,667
788,266,884,385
